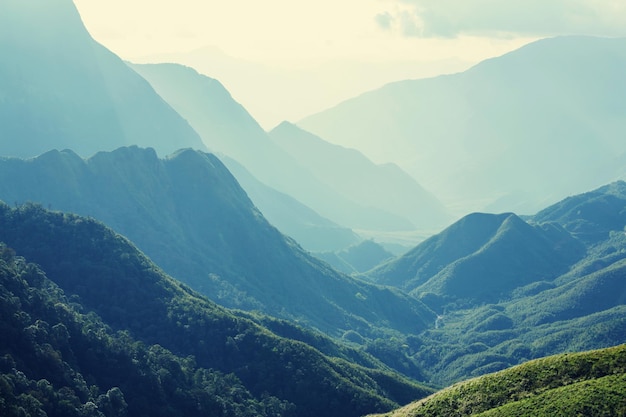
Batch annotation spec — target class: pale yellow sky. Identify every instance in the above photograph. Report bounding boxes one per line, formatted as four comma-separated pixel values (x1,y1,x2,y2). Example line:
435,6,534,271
73,0,533,66
72,0,621,128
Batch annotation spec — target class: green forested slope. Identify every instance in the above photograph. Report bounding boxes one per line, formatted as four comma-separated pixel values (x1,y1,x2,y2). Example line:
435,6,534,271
0,203,434,417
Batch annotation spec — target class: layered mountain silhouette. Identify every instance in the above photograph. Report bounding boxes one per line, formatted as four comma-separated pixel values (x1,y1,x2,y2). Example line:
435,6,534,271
0,203,433,417
269,122,450,230
300,36,626,215
317,240,395,275
0,146,435,338
0,0,205,158
131,62,446,238
220,155,361,252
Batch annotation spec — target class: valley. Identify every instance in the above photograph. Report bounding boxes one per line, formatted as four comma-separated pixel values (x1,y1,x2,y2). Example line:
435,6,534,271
1,1,625,416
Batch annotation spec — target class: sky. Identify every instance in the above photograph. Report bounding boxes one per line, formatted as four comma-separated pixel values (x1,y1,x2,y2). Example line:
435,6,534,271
73,0,626,129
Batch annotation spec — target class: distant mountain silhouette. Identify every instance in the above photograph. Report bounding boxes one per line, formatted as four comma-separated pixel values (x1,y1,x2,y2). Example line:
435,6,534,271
0,0,205,158
220,155,361,252
369,212,586,306
131,62,433,236
269,122,450,230
0,146,435,337
316,240,395,275
300,36,626,215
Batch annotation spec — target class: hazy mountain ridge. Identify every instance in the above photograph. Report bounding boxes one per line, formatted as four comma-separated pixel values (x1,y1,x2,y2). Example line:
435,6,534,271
269,122,450,230
0,147,436,340
299,36,626,215
0,204,434,417
131,62,445,240
217,154,361,252
0,0,205,158
316,240,395,275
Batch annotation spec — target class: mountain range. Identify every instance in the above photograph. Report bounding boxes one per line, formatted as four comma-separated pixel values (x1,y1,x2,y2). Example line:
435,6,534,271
2,1,626,415
361,181,626,385
299,36,626,215
131,62,449,243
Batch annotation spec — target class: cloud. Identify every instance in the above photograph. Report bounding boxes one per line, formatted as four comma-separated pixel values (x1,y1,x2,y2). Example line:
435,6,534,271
377,0,626,38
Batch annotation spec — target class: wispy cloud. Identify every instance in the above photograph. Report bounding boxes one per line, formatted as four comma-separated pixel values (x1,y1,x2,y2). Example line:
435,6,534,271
377,0,626,38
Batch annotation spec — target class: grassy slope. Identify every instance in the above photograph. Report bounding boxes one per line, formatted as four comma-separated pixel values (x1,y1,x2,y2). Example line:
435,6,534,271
368,344,626,417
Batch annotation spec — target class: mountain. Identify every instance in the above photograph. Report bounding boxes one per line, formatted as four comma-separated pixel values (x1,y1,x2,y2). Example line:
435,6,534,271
368,344,626,417
532,180,626,245
369,212,586,307
269,122,450,230
0,0,205,158
317,240,396,275
0,204,435,417
220,155,361,252
362,182,626,385
299,36,626,215
0,146,436,340
130,62,432,236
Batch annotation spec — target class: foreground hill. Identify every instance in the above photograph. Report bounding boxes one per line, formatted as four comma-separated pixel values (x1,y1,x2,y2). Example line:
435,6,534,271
0,147,435,341
0,204,434,417
368,344,626,417
0,0,205,158
300,36,626,215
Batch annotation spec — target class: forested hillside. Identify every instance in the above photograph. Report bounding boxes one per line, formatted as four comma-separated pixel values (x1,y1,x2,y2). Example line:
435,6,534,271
0,203,434,417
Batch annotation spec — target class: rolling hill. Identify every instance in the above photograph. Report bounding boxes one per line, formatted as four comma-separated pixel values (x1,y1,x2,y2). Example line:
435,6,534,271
299,36,626,215
368,344,626,417
0,0,205,158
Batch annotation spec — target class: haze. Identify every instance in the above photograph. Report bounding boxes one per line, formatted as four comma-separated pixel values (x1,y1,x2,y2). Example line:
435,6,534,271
73,1,626,128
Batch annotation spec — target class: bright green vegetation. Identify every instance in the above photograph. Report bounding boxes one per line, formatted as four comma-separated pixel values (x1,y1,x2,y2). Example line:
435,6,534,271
369,344,626,417
0,203,434,417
